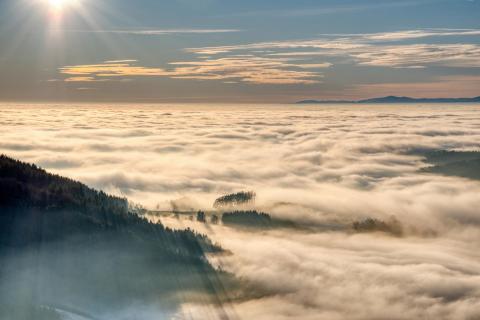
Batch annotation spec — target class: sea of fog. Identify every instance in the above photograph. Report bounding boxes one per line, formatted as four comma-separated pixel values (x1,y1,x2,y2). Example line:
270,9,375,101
1,103,480,320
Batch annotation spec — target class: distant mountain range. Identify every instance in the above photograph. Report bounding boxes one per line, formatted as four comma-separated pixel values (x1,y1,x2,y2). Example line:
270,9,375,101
296,96,480,104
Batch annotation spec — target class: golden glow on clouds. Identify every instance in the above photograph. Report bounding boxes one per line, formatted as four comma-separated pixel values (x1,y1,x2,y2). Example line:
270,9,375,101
60,58,328,84
64,76,103,82
61,63,168,77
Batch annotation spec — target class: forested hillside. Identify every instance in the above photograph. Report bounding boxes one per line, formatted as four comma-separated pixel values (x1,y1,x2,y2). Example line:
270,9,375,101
0,155,227,319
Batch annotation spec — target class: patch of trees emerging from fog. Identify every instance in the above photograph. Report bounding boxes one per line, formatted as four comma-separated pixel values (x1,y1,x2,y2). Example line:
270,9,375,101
204,191,402,232
353,217,403,236
197,208,406,236
213,191,256,209
421,150,480,180
197,210,274,228
203,150,480,233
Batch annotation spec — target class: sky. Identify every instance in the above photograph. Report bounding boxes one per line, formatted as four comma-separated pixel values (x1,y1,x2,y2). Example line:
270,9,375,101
0,0,479,102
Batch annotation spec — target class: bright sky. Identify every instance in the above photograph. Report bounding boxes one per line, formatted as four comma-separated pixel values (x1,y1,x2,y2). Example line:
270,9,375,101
0,0,479,102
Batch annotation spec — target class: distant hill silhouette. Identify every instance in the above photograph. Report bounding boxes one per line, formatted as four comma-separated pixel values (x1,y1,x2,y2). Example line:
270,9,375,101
296,96,480,104
0,155,228,319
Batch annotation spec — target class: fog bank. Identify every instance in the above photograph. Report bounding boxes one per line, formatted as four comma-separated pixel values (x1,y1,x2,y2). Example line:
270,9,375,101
1,103,480,319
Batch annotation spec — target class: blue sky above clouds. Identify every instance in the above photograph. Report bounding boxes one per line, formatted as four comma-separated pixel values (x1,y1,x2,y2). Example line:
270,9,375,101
0,0,479,102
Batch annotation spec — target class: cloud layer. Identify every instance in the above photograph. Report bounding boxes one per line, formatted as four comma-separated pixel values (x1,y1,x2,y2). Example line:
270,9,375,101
1,103,480,319
187,29,480,68
57,28,480,99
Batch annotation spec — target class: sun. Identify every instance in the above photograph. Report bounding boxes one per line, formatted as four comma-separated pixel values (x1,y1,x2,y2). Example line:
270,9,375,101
49,0,65,10
46,0,78,12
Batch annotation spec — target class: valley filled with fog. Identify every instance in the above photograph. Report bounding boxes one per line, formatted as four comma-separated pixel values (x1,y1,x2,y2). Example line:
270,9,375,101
1,103,480,320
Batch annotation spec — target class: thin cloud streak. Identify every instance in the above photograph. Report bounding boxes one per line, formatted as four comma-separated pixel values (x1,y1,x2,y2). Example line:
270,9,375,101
318,28,480,42
186,29,480,68
64,29,242,35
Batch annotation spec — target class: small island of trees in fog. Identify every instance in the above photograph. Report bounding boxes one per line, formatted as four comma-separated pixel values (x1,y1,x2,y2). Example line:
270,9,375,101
213,191,256,209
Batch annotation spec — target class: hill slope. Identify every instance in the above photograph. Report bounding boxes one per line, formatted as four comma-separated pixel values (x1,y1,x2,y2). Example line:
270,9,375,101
0,155,226,319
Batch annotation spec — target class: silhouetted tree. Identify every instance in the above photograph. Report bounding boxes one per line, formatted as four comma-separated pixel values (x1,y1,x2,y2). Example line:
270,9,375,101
196,211,206,223
211,214,219,224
